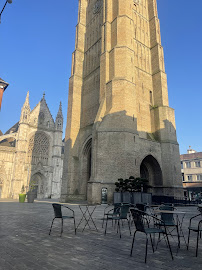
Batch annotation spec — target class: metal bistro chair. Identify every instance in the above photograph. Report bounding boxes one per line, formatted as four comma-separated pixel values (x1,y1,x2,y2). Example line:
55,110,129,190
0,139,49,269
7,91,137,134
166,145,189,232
49,203,76,237
104,204,131,238
102,203,121,228
187,206,202,257
130,208,173,263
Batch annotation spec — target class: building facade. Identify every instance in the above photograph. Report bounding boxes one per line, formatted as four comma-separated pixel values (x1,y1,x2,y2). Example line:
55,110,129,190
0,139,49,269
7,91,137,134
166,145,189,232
61,0,183,204
181,147,202,201
0,92,63,199
0,77,9,110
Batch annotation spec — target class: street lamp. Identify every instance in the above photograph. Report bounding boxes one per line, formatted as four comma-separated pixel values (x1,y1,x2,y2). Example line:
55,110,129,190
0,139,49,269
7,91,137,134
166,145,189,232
0,0,12,23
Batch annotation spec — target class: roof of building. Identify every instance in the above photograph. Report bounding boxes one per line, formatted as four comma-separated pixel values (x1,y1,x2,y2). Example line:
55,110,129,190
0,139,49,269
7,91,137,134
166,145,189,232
0,130,3,136
0,78,9,90
0,137,16,147
180,152,202,161
5,122,19,135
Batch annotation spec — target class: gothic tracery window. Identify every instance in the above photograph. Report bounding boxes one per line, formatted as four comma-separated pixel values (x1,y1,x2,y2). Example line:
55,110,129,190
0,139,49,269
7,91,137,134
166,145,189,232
27,132,50,165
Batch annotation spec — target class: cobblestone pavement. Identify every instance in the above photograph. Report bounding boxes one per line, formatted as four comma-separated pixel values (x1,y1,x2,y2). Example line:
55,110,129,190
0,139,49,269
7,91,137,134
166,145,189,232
0,199,201,270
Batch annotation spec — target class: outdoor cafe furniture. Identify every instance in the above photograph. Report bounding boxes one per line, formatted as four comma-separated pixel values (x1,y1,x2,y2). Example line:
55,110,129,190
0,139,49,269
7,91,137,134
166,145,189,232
130,208,173,263
153,205,187,249
76,204,99,232
104,204,131,238
187,205,202,257
49,203,76,237
102,203,121,228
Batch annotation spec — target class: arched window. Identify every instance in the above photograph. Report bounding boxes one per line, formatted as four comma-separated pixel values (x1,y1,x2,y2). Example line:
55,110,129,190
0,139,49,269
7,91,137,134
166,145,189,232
28,132,50,165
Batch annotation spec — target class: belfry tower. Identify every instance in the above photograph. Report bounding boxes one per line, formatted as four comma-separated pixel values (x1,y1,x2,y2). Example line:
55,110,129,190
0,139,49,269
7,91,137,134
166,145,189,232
61,0,183,203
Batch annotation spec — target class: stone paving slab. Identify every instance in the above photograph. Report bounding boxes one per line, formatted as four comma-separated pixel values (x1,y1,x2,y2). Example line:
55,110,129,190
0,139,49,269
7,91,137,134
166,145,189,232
0,200,201,270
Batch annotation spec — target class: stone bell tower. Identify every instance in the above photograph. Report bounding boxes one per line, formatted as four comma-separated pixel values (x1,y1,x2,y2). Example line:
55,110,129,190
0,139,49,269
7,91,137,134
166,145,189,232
61,0,183,204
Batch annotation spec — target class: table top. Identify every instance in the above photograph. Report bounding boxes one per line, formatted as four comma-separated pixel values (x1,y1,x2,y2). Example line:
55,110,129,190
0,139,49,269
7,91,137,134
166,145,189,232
78,204,100,207
154,209,186,214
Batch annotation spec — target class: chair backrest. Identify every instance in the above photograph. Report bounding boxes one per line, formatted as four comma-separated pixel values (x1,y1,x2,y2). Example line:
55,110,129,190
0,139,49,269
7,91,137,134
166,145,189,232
130,208,146,233
52,203,63,218
113,203,121,215
136,203,146,212
119,204,130,219
159,205,174,224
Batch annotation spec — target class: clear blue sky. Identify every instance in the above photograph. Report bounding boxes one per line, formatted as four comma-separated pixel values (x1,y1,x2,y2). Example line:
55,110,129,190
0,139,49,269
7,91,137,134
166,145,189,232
0,0,201,154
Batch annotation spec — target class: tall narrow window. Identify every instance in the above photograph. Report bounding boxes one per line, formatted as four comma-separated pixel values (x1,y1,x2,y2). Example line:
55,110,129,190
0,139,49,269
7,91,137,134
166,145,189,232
150,91,153,104
187,175,192,181
195,161,200,167
186,162,191,168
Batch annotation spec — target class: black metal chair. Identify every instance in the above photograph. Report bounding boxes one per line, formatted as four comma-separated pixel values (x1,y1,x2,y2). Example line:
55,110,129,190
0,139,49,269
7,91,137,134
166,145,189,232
130,208,173,263
104,204,131,238
102,203,121,228
187,206,202,257
49,203,76,236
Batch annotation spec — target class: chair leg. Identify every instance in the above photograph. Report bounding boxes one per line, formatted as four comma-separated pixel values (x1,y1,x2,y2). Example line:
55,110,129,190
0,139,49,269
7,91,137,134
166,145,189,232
165,231,173,260
187,229,191,250
118,220,121,238
156,233,161,250
60,218,63,237
145,235,148,263
196,230,200,257
104,217,108,235
130,231,137,256
150,234,155,253
73,217,77,235
176,225,180,249
49,218,55,235
102,215,105,228
127,218,131,236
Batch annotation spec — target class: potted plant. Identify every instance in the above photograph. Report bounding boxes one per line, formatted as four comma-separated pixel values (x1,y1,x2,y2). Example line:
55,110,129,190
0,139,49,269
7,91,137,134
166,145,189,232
27,182,36,203
114,176,152,204
19,185,26,203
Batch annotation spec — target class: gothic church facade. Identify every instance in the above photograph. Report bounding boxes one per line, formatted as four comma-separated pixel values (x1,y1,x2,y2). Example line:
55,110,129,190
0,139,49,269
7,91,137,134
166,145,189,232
0,93,63,199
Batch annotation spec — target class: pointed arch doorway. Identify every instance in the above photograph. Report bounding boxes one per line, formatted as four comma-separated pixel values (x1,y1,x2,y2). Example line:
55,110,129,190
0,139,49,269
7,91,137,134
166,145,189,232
140,155,163,188
30,172,46,199
80,138,92,200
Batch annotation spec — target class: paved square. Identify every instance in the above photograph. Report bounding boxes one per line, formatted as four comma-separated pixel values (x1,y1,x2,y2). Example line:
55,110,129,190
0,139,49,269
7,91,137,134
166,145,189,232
0,200,201,270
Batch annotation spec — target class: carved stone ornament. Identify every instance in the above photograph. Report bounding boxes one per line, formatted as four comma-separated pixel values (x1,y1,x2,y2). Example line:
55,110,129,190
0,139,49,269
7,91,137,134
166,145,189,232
93,0,102,14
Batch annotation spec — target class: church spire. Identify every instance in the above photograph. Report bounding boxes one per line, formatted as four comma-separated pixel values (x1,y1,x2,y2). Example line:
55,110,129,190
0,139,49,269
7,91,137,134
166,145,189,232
57,102,63,118
24,91,30,105
55,101,63,131
20,91,30,123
